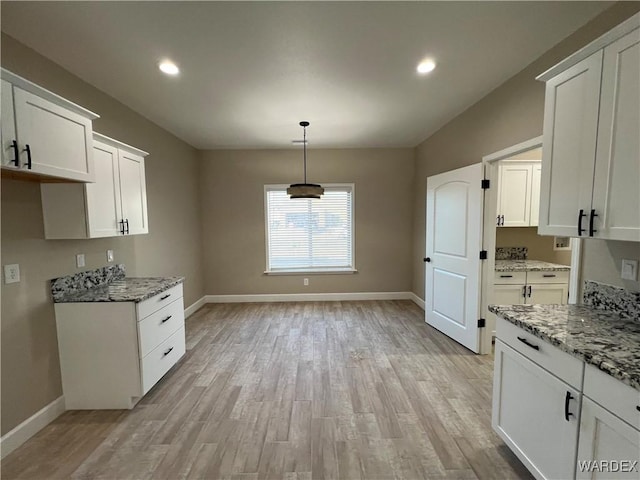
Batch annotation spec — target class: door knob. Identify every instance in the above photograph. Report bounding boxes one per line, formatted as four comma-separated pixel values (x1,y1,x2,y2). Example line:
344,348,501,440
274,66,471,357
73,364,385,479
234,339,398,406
424,257,431,263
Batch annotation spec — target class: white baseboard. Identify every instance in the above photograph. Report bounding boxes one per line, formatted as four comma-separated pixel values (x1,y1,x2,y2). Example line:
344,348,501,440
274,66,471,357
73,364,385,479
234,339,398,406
205,291,415,303
0,396,65,459
409,292,425,310
184,296,207,318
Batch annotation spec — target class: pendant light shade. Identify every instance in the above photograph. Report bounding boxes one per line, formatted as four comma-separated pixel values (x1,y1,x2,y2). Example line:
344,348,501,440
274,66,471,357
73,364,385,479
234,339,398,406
287,121,324,199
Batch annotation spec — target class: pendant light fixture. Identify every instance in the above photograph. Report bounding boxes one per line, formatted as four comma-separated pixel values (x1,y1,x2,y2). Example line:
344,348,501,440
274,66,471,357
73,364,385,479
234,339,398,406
287,121,324,199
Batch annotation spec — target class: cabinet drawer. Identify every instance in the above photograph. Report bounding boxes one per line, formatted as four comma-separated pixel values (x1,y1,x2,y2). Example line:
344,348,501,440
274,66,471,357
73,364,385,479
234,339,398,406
137,283,183,320
494,271,527,284
527,270,569,284
496,317,584,388
584,364,640,430
141,326,185,394
137,297,185,358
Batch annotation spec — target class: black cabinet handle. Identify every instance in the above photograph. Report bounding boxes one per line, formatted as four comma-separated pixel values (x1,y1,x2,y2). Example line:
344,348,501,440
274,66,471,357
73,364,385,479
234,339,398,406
161,315,172,324
497,215,500,226
527,285,532,297
636,406,640,412
564,391,574,421
578,209,586,236
10,140,19,167
522,286,527,298
499,215,504,226
163,347,174,356
23,144,32,169
542,274,556,278
160,294,171,300
517,336,539,351
500,275,513,278
119,219,125,235
589,209,598,236
424,257,431,263
125,219,130,234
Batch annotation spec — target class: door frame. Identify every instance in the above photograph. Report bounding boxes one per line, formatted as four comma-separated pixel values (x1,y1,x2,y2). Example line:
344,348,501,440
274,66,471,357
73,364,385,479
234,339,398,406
481,136,582,352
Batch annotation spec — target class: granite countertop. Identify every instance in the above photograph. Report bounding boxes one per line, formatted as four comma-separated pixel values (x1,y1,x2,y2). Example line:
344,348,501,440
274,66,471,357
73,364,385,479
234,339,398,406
53,277,184,303
489,304,640,391
495,259,570,272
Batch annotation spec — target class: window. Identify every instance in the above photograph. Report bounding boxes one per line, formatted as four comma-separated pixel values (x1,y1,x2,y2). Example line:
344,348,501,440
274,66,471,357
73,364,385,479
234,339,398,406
264,184,355,273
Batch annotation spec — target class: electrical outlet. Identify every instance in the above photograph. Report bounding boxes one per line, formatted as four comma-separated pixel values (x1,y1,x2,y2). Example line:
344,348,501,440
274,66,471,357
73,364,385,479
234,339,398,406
303,278,309,286
76,254,86,268
4,264,20,284
621,259,638,281
106,250,114,262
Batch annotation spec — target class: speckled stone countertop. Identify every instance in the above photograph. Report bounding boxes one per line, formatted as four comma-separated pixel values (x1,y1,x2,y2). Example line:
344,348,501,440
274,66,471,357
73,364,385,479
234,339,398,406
489,304,640,391
494,260,570,272
53,277,184,303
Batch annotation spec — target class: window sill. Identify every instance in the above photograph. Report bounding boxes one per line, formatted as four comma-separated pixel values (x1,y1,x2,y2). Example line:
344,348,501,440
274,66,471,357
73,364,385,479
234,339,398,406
264,268,358,276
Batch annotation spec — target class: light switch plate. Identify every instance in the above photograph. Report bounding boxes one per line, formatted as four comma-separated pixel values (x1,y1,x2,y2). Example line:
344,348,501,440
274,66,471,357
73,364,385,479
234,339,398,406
76,254,86,268
621,259,638,281
106,250,114,262
4,264,20,284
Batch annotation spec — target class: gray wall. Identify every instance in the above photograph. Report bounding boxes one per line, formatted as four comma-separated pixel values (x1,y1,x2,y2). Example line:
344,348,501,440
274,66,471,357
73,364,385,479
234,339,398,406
200,148,415,295
411,2,640,299
1,34,205,434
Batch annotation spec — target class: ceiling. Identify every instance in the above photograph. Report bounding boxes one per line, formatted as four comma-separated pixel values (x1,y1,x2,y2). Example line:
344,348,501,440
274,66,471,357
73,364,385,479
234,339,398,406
1,1,612,149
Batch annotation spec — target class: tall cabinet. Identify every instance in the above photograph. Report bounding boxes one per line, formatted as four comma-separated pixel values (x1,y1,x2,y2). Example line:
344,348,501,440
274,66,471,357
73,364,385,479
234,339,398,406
537,14,640,241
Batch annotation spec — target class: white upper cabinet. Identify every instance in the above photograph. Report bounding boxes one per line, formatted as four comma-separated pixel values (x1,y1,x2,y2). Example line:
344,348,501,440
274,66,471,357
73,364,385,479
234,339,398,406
41,133,149,239
1,69,99,182
537,14,640,241
496,161,541,227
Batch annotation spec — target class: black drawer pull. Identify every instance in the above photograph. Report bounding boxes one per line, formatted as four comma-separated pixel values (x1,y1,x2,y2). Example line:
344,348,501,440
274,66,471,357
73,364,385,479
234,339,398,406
517,336,539,351
11,140,19,167
160,294,171,300
564,391,574,421
500,275,513,278
161,315,172,324
163,347,174,356
542,274,556,278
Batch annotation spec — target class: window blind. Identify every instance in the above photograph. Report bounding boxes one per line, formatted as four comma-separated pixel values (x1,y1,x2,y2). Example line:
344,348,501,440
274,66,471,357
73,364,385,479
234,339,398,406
265,185,354,272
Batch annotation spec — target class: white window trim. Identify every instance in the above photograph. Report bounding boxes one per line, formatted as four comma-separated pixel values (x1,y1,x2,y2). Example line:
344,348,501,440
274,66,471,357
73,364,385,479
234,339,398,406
264,183,356,275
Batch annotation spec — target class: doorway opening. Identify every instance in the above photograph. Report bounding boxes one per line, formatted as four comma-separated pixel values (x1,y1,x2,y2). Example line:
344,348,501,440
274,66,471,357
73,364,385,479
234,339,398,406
481,137,582,353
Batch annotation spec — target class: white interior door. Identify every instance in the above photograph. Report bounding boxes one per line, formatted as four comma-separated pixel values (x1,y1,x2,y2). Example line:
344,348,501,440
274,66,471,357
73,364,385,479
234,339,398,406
425,163,484,353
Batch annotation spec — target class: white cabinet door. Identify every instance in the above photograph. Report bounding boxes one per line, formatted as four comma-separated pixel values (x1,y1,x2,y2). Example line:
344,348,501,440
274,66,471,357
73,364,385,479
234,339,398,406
1,80,18,169
498,163,533,227
494,284,526,306
591,28,640,242
538,51,603,237
13,86,94,182
493,340,580,480
577,397,640,480
527,283,568,305
530,164,542,227
86,140,122,237
118,149,148,235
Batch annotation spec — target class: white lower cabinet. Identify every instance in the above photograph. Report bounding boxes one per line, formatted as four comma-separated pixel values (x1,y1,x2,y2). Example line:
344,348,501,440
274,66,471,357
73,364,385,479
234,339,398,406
494,318,640,480
493,336,582,480
493,270,569,306
54,284,185,409
576,365,640,480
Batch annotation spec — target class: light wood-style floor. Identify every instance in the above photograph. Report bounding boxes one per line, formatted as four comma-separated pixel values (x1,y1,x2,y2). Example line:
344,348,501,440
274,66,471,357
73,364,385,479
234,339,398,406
1,301,532,480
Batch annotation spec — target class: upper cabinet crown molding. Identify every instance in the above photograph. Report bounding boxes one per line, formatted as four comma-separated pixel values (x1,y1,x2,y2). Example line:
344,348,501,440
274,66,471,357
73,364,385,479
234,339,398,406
1,68,99,182
536,13,640,82
537,13,640,241
1,68,99,120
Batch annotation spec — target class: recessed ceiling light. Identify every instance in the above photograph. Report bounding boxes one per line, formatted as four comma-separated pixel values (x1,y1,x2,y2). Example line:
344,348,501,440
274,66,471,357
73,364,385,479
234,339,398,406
159,60,179,75
417,60,436,75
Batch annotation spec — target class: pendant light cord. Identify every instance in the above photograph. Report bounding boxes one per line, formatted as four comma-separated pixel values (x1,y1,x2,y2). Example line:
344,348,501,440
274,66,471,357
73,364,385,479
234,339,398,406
303,124,307,184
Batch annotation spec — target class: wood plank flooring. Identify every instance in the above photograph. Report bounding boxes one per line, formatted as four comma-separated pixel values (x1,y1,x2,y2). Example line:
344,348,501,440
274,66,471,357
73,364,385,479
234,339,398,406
1,301,533,479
